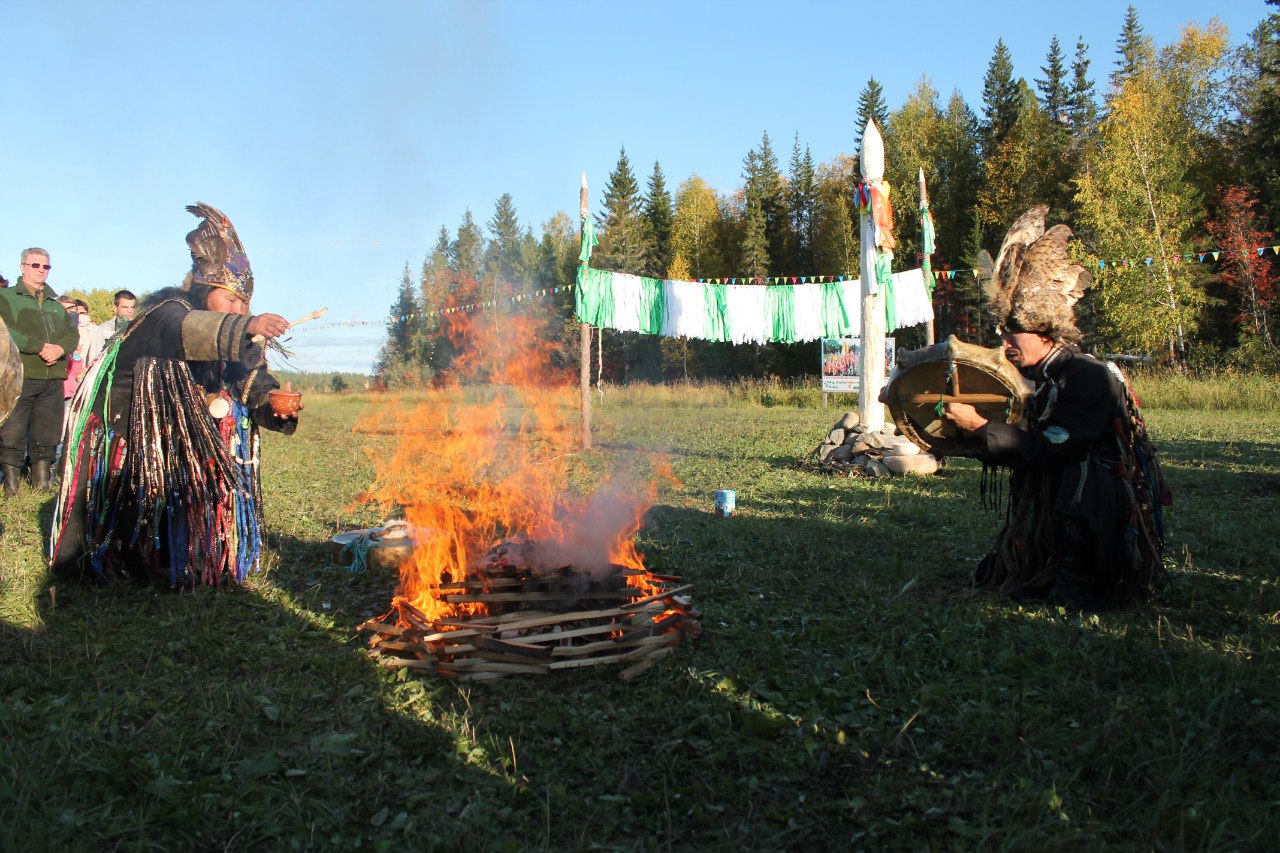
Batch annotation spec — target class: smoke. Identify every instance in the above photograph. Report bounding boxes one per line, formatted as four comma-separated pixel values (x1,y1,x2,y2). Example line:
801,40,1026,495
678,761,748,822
528,487,648,577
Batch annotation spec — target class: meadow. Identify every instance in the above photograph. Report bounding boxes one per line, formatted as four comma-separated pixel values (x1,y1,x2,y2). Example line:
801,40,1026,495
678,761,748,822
1,376,1277,851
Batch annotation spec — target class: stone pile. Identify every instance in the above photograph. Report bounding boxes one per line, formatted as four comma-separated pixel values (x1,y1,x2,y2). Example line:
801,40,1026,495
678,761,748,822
814,411,940,478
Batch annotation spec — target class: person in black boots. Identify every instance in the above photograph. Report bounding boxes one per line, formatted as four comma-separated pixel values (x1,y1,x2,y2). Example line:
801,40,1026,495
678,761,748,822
0,247,78,496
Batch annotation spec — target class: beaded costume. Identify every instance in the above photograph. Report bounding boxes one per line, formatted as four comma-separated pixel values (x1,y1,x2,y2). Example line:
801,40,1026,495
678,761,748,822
49,205,294,586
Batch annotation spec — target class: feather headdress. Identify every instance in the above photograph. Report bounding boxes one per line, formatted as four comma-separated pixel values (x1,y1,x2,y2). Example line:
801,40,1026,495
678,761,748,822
985,204,1090,343
184,202,254,303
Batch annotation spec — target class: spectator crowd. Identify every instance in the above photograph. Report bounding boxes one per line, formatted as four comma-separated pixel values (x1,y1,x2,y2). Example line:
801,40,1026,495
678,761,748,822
0,247,135,496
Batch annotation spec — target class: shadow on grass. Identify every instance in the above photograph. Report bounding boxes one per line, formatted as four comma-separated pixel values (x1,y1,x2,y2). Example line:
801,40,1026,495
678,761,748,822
4,481,1277,850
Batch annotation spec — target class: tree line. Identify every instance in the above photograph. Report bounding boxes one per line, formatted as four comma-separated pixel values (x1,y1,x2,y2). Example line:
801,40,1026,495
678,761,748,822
377,3,1280,387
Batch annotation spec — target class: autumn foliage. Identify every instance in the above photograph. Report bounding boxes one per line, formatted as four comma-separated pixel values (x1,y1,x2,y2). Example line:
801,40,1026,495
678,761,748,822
1206,185,1278,354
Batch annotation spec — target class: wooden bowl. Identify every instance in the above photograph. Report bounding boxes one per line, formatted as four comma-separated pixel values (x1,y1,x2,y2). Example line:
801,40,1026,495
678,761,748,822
268,389,303,417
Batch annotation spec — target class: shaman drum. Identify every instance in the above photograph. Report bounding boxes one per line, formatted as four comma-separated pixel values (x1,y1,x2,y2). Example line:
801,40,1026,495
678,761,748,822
0,314,22,425
879,335,1031,456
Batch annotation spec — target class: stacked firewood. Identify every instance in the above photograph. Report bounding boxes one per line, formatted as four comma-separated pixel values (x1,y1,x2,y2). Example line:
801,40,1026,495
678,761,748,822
360,560,700,681
814,411,940,477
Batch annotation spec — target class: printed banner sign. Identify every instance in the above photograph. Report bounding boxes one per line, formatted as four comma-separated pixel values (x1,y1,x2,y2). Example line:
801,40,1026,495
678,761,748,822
820,336,895,392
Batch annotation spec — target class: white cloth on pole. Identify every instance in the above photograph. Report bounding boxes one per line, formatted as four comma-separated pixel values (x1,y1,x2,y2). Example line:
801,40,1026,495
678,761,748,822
792,282,825,342
724,284,769,345
888,267,935,330
838,279,860,332
663,279,706,338
611,273,643,332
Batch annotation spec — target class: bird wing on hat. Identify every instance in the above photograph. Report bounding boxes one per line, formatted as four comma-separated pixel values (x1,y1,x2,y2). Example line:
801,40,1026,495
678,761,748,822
184,202,253,300
987,204,1048,325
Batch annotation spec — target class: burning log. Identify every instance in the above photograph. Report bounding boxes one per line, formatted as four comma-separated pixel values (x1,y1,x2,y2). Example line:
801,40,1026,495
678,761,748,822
360,548,699,680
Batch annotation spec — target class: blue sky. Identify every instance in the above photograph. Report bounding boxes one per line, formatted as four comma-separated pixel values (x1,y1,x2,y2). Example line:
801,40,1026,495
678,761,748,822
1,0,1263,373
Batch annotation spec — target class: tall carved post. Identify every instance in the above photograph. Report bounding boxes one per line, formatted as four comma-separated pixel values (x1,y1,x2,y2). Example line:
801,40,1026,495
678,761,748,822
578,172,593,449
857,119,888,431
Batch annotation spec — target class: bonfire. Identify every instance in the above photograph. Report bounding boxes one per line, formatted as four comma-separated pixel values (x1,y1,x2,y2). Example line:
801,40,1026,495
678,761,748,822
356,305,699,680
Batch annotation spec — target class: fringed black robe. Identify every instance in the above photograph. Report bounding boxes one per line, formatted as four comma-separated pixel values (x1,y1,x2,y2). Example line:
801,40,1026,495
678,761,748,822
49,289,295,586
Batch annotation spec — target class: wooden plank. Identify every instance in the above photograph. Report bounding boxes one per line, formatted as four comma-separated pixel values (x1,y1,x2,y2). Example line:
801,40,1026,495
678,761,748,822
620,584,694,610
375,657,436,671
357,620,405,636
517,622,628,644
471,635,554,660
441,589,643,604
437,659,548,675
549,633,672,658
546,637,678,670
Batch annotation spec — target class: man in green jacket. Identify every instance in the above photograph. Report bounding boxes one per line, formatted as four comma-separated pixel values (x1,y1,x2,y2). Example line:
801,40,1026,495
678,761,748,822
0,248,79,495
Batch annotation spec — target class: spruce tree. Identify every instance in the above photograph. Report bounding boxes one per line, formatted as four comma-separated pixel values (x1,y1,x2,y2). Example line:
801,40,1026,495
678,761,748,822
788,133,817,273
1236,1,1280,227
642,161,674,278
450,210,485,279
374,263,425,385
1068,36,1099,134
485,193,524,284
595,146,649,274
739,194,769,279
740,132,786,273
1110,5,1152,90
855,77,890,148
1036,36,1070,124
980,39,1020,157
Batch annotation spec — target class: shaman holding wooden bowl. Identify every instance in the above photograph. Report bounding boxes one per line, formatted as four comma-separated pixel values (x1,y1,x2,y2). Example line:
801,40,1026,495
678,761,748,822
268,385,303,418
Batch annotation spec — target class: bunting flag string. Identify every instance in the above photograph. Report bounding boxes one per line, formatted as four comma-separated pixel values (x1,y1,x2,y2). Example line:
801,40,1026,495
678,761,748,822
299,237,1280,336
287,283,576,332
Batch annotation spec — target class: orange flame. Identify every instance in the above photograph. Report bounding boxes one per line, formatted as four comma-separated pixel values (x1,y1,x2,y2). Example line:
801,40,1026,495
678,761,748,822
357,307,660,624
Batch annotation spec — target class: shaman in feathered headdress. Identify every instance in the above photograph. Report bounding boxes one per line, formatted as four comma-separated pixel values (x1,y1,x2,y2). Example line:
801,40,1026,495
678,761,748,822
184,202,254,303
986,205,1090,343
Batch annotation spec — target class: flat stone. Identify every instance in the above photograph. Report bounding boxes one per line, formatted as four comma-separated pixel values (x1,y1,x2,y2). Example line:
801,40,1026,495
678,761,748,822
885,454,940,476
835,412,860,430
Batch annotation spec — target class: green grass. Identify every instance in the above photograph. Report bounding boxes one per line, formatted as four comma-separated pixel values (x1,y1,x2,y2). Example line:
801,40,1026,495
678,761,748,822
1,384,1278,851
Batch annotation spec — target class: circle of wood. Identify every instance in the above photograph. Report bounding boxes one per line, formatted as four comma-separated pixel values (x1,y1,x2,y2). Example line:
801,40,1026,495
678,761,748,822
882,335,1031,456
0,316,22,425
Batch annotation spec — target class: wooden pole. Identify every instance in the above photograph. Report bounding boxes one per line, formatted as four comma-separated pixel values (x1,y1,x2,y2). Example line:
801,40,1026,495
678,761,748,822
858,119,887,432
578,172,593,449
919,167,936,346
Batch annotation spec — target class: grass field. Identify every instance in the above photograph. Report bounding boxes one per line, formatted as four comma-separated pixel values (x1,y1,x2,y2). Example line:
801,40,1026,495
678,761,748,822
1,379,1278,851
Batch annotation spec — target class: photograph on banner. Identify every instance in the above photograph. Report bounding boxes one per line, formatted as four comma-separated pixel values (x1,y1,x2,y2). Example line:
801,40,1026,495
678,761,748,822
820,336,896,392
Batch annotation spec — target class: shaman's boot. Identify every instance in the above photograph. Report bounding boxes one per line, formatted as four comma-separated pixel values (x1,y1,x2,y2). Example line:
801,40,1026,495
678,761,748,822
29,460,52,491
2,465,20,498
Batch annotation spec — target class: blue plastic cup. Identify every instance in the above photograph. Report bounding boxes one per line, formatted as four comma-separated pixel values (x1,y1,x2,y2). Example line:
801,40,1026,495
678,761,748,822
714,489,736,517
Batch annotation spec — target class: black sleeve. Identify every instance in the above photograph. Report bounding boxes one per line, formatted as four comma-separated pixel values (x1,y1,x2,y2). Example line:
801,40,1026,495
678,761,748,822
976,360,1121,473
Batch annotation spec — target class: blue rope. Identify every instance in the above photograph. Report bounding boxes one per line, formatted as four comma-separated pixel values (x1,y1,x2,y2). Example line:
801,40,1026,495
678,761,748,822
340,532,374,573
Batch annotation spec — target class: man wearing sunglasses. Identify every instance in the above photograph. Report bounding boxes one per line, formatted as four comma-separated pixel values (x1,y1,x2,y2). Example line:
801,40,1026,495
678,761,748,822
0,248,79,496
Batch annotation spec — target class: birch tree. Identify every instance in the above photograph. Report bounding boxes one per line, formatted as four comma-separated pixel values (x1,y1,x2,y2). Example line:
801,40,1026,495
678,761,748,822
1075,22,1231,357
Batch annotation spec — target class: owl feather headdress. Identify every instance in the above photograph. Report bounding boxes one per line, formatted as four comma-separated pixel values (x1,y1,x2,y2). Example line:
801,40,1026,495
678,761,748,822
984,204,1090,343
184,202,254,303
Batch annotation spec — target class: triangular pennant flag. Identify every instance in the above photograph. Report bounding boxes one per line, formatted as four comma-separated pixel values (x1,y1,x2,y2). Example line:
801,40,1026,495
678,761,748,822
1212,251,1220,261
1260,247,1268,256
800,276,807,284
1145,258,1153,266
1098,261,1106,269
1172,255,1180,264
1198,254,1206,262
